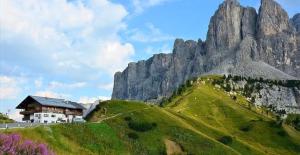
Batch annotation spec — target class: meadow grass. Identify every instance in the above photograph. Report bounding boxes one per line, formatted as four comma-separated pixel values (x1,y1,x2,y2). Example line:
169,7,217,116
1,76,300,155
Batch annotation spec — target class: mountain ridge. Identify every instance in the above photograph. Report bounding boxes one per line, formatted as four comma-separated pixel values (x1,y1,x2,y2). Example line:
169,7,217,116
112,0,300,103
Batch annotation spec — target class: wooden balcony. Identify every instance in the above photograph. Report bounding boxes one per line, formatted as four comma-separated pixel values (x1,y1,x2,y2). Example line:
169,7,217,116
20,110,38,115
65,111,82,116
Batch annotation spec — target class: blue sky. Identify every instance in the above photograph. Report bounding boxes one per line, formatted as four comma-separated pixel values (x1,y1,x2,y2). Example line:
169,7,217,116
0,0,299,120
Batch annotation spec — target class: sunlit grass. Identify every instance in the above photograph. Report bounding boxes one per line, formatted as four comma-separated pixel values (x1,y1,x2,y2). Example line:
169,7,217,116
1,76,300,155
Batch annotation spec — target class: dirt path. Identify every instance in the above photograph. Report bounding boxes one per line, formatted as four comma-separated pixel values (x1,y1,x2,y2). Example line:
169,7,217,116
159,109,242,155
96,107,150,123
164,139,184,155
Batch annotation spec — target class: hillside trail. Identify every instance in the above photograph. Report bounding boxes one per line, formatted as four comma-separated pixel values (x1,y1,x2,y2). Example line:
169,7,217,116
160,108,268,155
158,108,241,155
164,139,184,155
96,107,150,123
163,109,264,154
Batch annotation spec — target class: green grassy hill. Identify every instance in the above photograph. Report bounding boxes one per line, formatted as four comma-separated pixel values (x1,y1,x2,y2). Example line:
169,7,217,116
0,113,14,123
1,76,300,155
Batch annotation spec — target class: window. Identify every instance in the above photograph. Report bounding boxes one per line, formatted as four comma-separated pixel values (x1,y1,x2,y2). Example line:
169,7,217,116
44,114,49,117
51,114,56,118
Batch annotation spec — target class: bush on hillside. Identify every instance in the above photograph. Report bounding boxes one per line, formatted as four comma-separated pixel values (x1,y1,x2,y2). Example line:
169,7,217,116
128,121,157,132
231,96,237,101
239,124,252,132
127,132,139,140
0,113,14,123
250,97,256,103
124,116,132,122
152,122,157,127
217,136,233,145
212,79,223,86
225,84,231,92
269,120,282,128
160,77,196,106
277,130,286,137
286,114,300,131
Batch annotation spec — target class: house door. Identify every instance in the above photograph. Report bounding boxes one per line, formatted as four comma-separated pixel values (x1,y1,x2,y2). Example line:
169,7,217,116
68,115,73,122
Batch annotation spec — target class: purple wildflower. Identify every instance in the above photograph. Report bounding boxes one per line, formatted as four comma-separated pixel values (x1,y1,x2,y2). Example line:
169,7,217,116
0,133,55,155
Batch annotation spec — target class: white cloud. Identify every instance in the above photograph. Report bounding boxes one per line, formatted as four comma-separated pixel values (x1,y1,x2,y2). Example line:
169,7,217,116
48,81,86,89
34,78,43,88
92,41,135,74
0,76,23,100
34,91,70,99
99,96,111,101
127,23,174,43
78,96,110,104
78,96,98,104
132,0,171,14
98,83,114,91
0,0,133,79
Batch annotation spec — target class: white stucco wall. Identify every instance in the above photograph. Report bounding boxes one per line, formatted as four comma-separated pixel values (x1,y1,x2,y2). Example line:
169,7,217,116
33,113,67,123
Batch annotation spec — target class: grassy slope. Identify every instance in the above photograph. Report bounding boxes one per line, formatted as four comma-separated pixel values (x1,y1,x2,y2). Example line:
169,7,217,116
1,76,300,155
165,76,300,155
87,100,237,155
0,113,14,123
2,123,127,155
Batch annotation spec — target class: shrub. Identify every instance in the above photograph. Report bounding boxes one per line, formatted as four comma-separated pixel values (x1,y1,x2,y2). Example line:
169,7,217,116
225,84,231,92
239,124,252,132
218,136,233,145
231,96,237,101
127,132,139,140
269,121,281,128
124,116,132,122
250,97,256,103
128,121,157,132
277,130,286,137
0,133,54,155
0,113,14,123
285,114,300,131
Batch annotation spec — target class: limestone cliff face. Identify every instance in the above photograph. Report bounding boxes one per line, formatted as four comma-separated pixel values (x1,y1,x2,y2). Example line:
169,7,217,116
292,13,300,32
112,0,300,103
206,0,243,55
113,39,205,101
220,78,300,114
257,0,299,77
255,85,300,114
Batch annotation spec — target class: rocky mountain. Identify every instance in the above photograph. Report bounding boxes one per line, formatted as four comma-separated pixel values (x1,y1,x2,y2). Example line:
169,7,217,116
212,75,300,114
292,13,300,32
112,0,300,103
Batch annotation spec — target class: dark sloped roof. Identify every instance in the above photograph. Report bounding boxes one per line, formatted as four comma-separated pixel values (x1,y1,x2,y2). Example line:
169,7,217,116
16,96,86,109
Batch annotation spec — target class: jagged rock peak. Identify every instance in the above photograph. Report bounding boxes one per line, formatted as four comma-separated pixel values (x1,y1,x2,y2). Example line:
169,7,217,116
292,13,300,32
206,0,243,53
257,0,289,36
223,0,240,5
